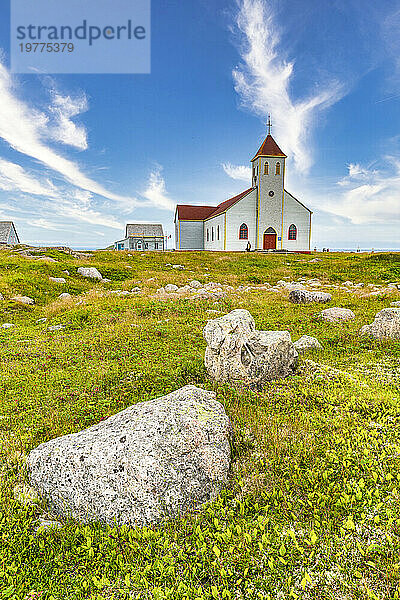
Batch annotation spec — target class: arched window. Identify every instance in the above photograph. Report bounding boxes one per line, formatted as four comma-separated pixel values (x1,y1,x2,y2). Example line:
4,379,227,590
212,227,214,241
264,162,269,175
239,223,248,240
275,162,281,175
207,229,209,242
217,225,220,240
288,224,297,240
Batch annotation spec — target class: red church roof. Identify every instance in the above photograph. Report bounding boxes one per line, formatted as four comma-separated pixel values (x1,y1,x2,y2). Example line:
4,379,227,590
206,188,254,218
175,188,254,223
175,205,217,221
252,134,286,160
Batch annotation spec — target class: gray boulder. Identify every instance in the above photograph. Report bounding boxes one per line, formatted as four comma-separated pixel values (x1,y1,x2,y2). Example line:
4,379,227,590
11,295,34,305
293,335,323,353
189,280,202,288
77,267,103,280
289,290,331,304
391,301,400,307
27,385,232,526
1,323,14,329
164,284,179,293
320,307,355,322
203,309,297,389
49,277,66,284
360,308,400,340
58,293,72,300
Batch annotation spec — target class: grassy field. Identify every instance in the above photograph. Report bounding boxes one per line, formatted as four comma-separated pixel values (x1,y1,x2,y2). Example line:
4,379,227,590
0,247,399,600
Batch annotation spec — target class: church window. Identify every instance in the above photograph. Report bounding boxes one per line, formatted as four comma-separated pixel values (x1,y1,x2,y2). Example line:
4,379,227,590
217,225,220,240
212,227,214,241
207,229,209,242
288,224,297,240
275,162,281,175
239,223,248,240
264,162,269,175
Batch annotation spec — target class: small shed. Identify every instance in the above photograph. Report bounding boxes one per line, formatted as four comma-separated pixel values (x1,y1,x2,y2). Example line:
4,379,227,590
114,224,164,251
0,222,20,246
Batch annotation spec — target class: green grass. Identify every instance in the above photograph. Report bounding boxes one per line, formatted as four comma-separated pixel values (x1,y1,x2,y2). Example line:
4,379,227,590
0,248,399,600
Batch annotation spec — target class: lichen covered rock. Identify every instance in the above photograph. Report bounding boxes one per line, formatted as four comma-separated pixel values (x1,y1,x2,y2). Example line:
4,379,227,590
27,385,232,526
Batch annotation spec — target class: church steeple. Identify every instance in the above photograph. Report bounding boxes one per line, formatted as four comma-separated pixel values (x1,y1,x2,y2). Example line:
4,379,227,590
252,116,287,161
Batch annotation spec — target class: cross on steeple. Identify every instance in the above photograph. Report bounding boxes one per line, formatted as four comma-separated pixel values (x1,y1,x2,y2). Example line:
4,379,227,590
266,114,272,135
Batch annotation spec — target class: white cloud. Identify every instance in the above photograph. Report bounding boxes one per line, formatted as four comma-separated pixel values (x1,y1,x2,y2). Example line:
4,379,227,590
141,167,175,211
0,158,58,197
232,0,344,172
49,92,88,150
323,159,400,224
222,162,252,182
0,61,141,204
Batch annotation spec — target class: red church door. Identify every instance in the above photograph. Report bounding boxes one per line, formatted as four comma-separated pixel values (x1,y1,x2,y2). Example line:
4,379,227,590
263,228,277,250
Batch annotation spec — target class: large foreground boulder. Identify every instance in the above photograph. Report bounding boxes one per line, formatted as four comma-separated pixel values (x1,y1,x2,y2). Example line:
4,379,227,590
289,290,331,304
27,386,232,526
360,308,400,340
203,309,297,389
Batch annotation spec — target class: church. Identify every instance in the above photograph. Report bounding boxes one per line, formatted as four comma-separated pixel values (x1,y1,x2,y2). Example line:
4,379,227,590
174,124,312,252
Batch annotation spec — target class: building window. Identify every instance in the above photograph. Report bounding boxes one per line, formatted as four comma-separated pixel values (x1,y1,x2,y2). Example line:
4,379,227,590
288,224,297,240
275,162,281,175
264,162,269,175
207,229,209,242
212,227,214,241
239,223,248,240
145,242,148,249
155,242,158,249
217,225,220,240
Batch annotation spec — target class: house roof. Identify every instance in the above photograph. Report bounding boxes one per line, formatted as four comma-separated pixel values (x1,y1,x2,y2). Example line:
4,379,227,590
125,223,164,237
0,221,19,243
252,134,287,160
175,205,217,221
205,188,254,219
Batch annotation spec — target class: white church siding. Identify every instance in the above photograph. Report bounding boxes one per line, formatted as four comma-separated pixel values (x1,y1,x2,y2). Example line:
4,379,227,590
204,213,225,251
225,189,257,251
282,191,311,251
178,220,204,250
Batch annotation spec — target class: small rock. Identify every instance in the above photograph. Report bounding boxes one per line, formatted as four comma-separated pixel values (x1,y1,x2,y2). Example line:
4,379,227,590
131,287,141,294
13,484,41,506
293,335,323,353
0,293,3,300
319,308,355,322
37,256,57,263
308,258,322,263
63,270,70,276
391,301,400,307
360,308,400,340
58,293,71,300
11,295,34,305
36,318,47,323
289,290,331,304
35,517,63,533
164,284,179,293
77,267,103,280
49,277,66,284
102,278,111,283
189,280,202,288
1,323,14,329
172,264,185,269
47,324,65,331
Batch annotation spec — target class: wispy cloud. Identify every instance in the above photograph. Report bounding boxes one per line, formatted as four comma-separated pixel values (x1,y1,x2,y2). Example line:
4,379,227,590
232,0,345,172
141,166,175,211
222,162,252,182
48,91,88,150
0,61,140,204
0,158,58,197
324,159,400,224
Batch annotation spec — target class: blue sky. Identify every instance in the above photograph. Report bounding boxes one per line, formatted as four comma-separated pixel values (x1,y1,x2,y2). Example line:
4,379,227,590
0,0,399,249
